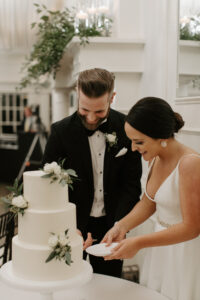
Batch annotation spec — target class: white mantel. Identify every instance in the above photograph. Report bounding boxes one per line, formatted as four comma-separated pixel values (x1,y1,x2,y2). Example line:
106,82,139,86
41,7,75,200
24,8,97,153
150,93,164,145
51,36,145,122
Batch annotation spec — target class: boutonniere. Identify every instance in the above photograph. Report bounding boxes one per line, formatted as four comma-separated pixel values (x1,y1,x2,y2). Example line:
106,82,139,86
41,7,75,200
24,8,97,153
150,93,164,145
104,132,118,151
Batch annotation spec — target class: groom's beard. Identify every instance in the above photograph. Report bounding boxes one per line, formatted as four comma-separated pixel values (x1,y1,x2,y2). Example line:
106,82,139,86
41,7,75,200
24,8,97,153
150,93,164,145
78,106,110,131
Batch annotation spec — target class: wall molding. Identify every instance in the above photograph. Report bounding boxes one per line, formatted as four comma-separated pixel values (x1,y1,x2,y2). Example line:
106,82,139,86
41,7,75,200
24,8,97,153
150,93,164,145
175,96,200,105
180,127,200,135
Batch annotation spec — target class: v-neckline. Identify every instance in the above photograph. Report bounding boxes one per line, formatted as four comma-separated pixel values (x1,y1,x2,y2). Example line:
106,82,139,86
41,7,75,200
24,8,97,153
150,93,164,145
145,158,176,201
145,153,200,201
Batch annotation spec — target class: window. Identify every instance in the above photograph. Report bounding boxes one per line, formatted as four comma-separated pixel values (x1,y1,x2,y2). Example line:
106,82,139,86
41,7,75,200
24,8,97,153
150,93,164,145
0,93,28,134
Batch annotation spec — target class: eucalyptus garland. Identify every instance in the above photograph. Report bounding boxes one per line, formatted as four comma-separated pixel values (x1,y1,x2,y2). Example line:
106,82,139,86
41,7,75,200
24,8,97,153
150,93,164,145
19,3,112,89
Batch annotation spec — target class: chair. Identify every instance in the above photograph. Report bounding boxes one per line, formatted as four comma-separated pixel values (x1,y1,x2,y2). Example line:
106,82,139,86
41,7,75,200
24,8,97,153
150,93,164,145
0,211,15,267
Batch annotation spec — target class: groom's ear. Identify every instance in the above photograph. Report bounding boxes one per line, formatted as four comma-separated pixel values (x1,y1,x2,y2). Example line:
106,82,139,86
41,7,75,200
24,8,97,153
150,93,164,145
110,92,116,104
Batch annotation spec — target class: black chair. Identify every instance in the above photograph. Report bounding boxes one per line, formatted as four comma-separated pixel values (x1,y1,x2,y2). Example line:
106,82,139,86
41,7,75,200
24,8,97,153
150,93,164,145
0,211,15,267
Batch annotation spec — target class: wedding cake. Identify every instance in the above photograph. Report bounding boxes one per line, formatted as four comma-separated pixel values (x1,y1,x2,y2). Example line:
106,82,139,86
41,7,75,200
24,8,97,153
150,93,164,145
12,169,83,281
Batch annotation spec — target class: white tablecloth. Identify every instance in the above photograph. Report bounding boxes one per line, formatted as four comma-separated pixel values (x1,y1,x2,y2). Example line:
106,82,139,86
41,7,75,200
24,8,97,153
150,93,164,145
0,273,169,300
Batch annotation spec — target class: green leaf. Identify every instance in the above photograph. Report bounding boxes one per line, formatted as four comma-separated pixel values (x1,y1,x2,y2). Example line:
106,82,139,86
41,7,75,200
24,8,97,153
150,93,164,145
14,178,19,190
65,251,72,265
66,169,77,177
41,15,49,22
60,179,66,187
45,250,57,263
31,22,36,29
65,229,69,236
18,182,23,194
6,186,16,193
41,173,53,178
0,197,12,205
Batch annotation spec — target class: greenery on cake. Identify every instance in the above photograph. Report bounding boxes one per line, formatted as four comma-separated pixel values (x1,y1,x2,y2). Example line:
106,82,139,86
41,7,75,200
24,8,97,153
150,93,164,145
0,179,28,217
42,159,78,189
46,229,72,265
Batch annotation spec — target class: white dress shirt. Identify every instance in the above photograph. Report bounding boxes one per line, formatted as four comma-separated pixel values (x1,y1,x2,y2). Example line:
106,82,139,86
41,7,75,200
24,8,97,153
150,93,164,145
88,130,106,217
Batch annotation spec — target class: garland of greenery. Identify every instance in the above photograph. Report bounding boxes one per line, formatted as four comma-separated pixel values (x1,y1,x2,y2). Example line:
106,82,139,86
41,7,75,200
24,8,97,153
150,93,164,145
180,15,200,41
19,3,112,89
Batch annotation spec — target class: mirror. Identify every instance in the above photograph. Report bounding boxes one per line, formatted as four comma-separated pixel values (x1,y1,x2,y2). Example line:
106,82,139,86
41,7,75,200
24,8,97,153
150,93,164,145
177,0,200,98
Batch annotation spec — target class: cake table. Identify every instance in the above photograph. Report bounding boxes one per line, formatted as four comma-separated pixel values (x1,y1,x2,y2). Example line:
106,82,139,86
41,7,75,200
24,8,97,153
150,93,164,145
0,260,92,300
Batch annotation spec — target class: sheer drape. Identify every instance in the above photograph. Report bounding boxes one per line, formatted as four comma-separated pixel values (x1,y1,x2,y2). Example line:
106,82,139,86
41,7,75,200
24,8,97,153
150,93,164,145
180,0,200,16
0,0,65,50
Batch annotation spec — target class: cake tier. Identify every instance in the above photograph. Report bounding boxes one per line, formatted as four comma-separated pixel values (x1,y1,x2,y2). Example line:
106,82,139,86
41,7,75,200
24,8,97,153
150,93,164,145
18,203,76,245
23,171,68,210
12,235,83,281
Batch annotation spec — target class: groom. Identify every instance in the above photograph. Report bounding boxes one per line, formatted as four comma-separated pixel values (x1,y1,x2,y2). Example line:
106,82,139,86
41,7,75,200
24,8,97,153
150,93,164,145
42,68,142,278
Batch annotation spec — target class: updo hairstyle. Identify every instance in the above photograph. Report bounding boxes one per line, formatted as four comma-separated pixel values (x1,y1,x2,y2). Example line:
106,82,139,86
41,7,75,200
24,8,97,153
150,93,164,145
126,97,184,139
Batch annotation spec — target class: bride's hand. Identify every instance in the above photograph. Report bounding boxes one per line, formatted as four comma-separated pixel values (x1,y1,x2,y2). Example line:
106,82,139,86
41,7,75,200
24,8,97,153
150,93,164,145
104,237,140,260
101,222,127,246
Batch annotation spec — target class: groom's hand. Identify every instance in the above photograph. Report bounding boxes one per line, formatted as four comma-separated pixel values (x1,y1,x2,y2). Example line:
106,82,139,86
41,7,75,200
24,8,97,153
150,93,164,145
76,230,93,250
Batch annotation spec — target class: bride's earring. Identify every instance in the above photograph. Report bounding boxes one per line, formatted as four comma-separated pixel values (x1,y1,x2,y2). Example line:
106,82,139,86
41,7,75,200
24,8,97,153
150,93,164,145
161,141,167,148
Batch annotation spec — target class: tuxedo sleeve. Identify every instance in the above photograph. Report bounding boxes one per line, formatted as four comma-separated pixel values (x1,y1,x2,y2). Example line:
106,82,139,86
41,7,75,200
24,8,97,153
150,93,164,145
42,124,66,165
114,149,142,222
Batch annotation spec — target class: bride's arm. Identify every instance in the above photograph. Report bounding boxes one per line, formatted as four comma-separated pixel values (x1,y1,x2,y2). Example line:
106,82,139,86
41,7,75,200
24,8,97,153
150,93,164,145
118,194,156,233
101,194,156,244
104,156,200,260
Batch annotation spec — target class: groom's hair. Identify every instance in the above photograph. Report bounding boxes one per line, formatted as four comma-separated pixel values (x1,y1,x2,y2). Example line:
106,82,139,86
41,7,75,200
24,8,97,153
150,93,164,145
77,68,115,98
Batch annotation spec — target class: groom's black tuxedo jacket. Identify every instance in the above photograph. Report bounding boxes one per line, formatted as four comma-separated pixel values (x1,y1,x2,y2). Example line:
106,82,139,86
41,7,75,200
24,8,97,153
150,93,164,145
43,109,142,237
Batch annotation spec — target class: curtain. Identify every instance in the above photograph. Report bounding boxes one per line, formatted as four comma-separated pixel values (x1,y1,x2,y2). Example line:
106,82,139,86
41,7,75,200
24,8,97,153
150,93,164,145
180,0,200,17
0,0,65,50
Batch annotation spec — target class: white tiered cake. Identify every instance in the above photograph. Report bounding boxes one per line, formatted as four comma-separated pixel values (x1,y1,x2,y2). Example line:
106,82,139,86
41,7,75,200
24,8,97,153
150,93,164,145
12,170,83,281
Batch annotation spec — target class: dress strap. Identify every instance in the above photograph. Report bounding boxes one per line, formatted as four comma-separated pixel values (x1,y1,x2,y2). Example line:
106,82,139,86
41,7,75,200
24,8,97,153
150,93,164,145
144,157,156,201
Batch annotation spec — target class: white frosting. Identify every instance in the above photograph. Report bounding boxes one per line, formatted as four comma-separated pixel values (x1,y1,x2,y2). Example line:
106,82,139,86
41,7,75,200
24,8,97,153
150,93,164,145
12,235,83,281
18,203,77,245
23,171,69,210
12,170,84,281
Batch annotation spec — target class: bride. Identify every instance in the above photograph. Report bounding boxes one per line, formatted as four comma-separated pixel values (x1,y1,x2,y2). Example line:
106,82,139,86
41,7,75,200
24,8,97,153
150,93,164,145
102,97,200,300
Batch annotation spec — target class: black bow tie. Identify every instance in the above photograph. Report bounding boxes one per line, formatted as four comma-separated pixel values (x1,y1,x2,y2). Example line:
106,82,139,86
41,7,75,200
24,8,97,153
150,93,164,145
85,122,108,136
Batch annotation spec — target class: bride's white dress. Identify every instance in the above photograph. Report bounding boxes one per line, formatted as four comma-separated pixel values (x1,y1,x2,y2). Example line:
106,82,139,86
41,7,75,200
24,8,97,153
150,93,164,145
140,154,200,300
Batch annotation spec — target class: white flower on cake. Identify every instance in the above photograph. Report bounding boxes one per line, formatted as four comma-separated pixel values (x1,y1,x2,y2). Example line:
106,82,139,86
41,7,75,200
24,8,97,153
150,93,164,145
42,159,78,189
104,132,118,150
44,161,61,175
0,178,28,217
59,233,68,246
12,195,28,208
48,234,59,247
46,230,72,265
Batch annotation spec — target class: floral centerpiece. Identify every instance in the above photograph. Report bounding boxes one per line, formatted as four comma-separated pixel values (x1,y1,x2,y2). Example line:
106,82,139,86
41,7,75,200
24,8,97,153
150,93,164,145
0,179,28,217
46,229,72,265
42,159,78,189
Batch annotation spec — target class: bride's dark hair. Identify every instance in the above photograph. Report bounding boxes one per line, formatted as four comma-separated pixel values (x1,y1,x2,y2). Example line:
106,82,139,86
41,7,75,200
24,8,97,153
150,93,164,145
126,97,184,139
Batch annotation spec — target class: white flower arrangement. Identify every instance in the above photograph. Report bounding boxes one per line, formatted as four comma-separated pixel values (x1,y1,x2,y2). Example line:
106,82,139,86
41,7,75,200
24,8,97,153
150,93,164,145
0,179,28,217
42,159,78,189
104,132,118,150
45,229,72,265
